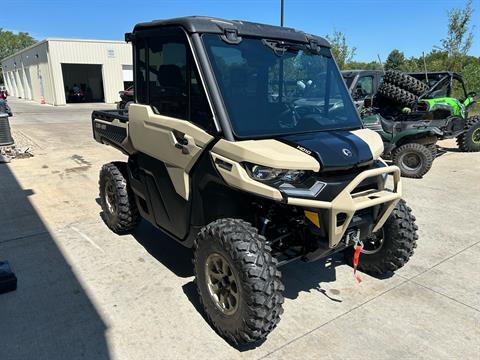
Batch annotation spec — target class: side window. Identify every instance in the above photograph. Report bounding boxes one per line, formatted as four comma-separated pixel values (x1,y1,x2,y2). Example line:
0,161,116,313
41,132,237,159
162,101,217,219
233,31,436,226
148,40,188,119
135,29,215,132
354,76,374,100
135,38,147,104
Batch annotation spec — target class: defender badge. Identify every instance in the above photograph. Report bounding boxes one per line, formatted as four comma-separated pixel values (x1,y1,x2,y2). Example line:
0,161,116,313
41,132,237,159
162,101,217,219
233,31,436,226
342,148,352,157
296,146,312,155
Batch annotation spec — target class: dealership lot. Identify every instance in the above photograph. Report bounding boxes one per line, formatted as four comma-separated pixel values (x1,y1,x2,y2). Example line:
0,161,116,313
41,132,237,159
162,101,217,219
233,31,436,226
0,98,479,359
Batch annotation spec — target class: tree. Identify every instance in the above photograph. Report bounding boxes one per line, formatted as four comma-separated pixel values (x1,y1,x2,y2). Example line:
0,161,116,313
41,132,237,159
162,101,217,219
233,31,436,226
438,0,475,71
385,49,406,70
440,0,474,56
326,30,356,70
0,29,36,84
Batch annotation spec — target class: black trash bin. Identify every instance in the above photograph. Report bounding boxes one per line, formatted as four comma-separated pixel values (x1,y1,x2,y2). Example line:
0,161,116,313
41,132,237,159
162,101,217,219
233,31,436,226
0,112,14,146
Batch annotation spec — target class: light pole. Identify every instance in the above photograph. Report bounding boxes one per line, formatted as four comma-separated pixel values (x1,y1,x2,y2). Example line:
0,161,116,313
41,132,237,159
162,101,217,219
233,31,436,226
280,0,284,26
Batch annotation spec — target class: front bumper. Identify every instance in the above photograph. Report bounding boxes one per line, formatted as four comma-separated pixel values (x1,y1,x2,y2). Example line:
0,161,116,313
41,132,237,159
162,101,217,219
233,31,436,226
287,166,402,248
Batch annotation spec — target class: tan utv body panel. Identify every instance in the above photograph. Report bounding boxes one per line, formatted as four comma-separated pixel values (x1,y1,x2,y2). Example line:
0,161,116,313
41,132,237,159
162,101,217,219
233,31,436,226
128,104,214,199
212,140,401,248
288,165,402,247
212,139,321,171
350,128,384,159
211,152,284,201
94,118,135,154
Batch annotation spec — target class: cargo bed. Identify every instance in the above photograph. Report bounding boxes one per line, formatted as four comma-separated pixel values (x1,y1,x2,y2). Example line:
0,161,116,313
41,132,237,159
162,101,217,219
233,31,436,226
92,109,134,154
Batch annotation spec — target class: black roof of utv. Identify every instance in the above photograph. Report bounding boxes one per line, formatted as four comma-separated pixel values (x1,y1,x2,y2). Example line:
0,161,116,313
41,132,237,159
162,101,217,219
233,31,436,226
133,16,331,47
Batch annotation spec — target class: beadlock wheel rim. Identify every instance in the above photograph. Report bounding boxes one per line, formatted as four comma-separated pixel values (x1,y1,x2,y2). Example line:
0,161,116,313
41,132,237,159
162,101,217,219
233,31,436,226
205,253,240,316
361,229,385,255
104,180,116,214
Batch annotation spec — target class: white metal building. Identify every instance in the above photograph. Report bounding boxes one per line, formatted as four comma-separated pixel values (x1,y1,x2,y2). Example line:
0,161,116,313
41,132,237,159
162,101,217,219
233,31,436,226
1,38,132,105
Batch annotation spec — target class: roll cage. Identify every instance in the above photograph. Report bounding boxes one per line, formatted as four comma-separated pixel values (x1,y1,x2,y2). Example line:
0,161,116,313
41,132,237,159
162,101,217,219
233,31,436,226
409,72,469,100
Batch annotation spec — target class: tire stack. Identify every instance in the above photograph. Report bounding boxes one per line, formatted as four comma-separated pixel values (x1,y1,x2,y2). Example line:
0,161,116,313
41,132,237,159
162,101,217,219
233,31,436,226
377,70,429,108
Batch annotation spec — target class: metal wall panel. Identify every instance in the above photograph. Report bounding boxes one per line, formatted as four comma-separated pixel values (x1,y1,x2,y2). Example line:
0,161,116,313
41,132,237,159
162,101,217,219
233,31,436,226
1,42,55,104
2,39,132,105
48,40,132,105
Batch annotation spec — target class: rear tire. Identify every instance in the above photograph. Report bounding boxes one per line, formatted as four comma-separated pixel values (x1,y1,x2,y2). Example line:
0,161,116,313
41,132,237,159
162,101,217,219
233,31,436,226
426,143,437,158
99,162,140,234
194,218,284,346
392,143,433,178
345,200,418,276
456,116,480,152
383,70,429,96
377,83,418,108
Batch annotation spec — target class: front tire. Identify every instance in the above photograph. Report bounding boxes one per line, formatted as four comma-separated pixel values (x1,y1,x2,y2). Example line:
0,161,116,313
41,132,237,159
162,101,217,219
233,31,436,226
99,162,140,234
346,200,418,276
392,143,433,178
456,116,480,152
194,219,284,346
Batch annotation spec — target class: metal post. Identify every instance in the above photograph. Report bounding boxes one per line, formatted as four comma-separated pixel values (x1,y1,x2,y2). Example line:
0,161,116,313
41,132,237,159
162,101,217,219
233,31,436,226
280,0,284,26
422,52,429,84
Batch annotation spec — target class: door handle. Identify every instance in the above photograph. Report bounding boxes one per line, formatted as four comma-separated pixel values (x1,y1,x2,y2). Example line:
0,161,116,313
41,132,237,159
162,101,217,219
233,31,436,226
173,131,190,154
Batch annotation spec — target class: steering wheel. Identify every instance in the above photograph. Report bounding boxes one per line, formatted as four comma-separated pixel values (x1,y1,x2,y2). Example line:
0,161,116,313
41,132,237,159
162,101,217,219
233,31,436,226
278,103,298,128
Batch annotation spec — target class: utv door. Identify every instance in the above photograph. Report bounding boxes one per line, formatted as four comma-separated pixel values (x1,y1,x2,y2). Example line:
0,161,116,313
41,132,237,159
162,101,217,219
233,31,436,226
128,27,215,240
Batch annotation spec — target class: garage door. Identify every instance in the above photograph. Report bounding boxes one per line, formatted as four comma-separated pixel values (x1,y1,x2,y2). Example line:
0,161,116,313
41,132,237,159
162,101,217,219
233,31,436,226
122,65,133,89
61,64,105,103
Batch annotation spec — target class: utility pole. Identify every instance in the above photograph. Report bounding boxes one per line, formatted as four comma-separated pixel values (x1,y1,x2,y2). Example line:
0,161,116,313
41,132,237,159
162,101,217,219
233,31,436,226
280,0,284,26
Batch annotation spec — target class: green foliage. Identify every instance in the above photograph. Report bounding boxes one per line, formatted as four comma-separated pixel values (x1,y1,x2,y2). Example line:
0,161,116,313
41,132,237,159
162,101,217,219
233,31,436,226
385,50,406,70
344,61,382,71
0,29,36,84
326,31,356,70
439,0,474,57
343,0,479,100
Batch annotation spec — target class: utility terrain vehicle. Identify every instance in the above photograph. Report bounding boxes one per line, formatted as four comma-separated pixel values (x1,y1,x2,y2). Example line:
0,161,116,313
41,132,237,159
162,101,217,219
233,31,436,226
341,70,384,106
346,70,479,177
92,17,418,346
375,71,479,153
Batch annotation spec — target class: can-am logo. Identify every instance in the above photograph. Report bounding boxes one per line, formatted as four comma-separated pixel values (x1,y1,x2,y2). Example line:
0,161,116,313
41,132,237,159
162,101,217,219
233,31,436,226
296,146,312,155
342,148,353,157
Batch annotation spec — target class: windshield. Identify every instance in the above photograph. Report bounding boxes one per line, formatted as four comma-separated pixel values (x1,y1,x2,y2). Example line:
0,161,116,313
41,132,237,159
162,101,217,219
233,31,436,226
203,34,361,138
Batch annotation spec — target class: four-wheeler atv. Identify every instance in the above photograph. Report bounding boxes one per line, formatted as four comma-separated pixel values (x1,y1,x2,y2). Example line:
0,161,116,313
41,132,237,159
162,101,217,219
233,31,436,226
360,110,440,178
376,71,479,153
346,70,479,177
92,16,418,346
116,86,134,110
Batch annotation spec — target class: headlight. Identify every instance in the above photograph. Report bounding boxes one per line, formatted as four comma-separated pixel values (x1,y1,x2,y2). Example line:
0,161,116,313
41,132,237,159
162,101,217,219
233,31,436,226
246,164,305,183
245,164,325,198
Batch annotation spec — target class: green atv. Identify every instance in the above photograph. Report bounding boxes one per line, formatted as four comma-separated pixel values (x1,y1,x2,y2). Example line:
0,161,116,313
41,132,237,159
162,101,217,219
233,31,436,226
360,110,442,178
376,71,479,153
344,70,478,178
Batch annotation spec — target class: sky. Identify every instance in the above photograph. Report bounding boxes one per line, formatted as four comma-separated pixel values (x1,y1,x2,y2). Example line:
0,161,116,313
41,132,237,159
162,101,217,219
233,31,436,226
3,0,479,62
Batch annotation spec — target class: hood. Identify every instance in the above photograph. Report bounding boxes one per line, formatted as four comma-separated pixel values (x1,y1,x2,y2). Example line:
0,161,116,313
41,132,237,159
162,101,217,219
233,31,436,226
280,129,381,171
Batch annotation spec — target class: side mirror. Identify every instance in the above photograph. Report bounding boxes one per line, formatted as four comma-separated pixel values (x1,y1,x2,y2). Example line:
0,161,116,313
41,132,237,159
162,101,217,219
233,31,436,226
467,91,477,98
